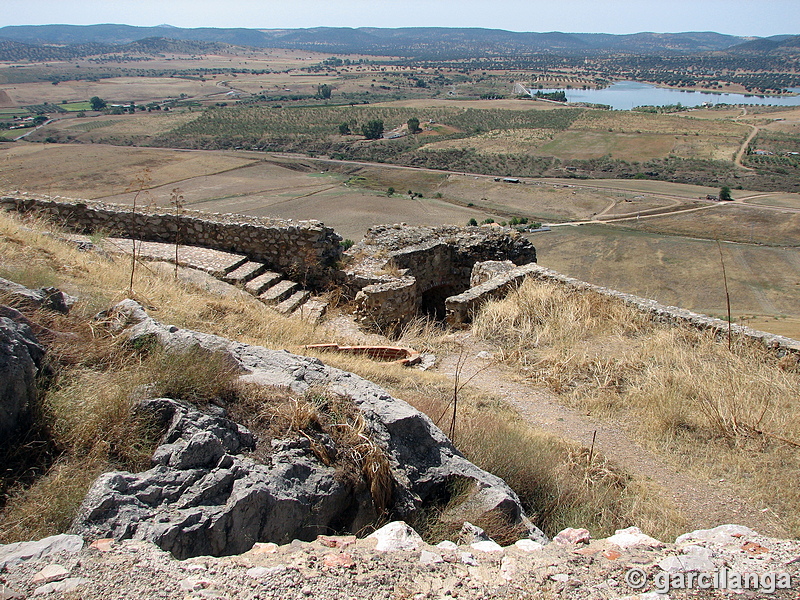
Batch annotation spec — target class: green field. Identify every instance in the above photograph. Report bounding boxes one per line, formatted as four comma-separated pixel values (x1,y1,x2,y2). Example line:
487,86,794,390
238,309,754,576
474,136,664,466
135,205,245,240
60,101,92,112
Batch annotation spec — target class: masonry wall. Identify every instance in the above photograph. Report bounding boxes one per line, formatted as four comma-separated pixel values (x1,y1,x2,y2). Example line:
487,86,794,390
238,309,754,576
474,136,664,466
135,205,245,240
1,197,342,288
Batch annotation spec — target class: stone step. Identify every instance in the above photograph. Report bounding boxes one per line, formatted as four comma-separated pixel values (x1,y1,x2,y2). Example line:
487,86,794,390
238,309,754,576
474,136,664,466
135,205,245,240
224,261,267,284
292,298,328,324
245,271,282,296
259,280,298,305
274,290,311,315
220,256,250,276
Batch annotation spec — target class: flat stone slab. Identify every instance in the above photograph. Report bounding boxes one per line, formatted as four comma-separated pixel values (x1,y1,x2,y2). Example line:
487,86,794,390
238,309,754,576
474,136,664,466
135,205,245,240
293,299,328,325
224,261,266,284
274,290,311,315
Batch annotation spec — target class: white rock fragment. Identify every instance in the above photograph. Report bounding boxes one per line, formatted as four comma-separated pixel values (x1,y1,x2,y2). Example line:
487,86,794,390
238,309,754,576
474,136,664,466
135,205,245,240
471,540,504,553
246,565,287,579
367,522,423,552
514,539,544,552
460,552,479,566
0,534,84,569
179,577,214,591
32,564,70,585
436,540,458,551
675,524,754,545
658,553,716,573
550,573,569,583
419,550,443,565
606,526,663,549
32,577,89,596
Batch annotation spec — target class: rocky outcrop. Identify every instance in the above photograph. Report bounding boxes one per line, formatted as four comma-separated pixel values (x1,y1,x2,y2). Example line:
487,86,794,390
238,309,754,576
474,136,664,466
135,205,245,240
0,317,45,446
70,301,544,558
0,277,76,314
71,397,374,560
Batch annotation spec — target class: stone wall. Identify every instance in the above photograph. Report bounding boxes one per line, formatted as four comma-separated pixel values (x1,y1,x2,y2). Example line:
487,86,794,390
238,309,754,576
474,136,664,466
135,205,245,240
1,197,342,288
446,263,541,327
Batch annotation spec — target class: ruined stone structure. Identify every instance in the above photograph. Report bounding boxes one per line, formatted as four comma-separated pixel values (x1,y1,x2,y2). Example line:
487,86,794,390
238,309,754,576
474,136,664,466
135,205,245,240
0,197,342,288
344,224,537,331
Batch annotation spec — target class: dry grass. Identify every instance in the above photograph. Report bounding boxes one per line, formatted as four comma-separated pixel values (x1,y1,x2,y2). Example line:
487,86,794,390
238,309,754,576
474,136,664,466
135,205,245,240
473,278,800,535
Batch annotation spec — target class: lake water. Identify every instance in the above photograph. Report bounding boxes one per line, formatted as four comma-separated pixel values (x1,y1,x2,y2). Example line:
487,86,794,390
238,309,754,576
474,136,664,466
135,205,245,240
529,81,800,110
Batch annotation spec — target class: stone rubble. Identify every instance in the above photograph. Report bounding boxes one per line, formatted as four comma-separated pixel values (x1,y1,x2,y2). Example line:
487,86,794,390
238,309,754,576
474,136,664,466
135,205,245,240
0,523,797,599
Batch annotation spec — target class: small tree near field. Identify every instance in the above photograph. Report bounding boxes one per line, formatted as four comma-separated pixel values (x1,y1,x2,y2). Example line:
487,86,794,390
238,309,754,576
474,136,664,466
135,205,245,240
361,119,384,140
317,84,332,99
407,117,421,134
338,122,351,135
90,96,107,111
719,186,733,201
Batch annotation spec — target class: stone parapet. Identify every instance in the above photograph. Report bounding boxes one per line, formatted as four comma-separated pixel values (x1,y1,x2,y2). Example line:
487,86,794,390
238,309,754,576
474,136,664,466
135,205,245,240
1,197,342,288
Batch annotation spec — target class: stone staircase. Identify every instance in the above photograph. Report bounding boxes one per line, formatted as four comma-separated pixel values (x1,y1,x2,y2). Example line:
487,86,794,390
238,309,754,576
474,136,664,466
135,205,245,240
101,238,327,323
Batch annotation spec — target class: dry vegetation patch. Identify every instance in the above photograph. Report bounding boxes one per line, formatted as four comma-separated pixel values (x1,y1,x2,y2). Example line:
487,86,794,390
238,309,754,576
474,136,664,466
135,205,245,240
0,211,683,543
473,279,800,535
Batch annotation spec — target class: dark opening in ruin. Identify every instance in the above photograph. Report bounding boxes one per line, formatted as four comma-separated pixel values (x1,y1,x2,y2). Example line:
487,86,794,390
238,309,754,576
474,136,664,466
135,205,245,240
420,283,464,320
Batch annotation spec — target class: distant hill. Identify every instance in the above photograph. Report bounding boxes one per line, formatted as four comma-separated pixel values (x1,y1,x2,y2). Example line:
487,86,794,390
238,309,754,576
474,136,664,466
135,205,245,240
0,24,761,59
0,36,229,62
726,34,800,53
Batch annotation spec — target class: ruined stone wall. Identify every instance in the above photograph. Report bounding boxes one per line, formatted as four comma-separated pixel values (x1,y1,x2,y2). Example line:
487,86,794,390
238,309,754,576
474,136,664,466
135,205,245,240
1,197,342,288
347,224,537,330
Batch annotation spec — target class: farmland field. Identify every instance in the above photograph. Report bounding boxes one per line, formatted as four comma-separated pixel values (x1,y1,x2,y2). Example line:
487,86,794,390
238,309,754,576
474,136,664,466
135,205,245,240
2,40,800,337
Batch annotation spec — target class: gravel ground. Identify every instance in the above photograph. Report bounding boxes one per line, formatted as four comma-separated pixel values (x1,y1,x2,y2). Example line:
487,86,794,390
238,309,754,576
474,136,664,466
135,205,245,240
2,524,799,600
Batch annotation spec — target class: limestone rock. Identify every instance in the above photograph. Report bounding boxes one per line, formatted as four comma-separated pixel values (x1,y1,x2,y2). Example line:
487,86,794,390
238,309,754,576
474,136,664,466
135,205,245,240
71,398,370,560
0,317,45,446
0,534,83,569
72,301,544,558
0,277,76,314
367,522,423,552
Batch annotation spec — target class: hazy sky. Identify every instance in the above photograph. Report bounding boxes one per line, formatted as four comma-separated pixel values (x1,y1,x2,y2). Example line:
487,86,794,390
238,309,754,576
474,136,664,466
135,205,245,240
2,0,797,37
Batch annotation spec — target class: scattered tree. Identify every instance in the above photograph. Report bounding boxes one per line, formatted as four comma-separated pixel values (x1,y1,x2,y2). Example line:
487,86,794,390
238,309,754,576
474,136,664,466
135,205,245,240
361,119,384,140
387,187,395,196
338,122,351,135
719,186,733,201
316,84,332,100
407,117,421,134
468,218,478,226
90,96,107,111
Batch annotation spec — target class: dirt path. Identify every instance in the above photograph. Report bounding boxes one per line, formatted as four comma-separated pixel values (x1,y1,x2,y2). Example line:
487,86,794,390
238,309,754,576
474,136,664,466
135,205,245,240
433,334,785,538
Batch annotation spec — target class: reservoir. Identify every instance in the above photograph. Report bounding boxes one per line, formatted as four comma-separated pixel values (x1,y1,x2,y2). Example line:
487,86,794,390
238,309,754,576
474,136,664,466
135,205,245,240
529,80,800,110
